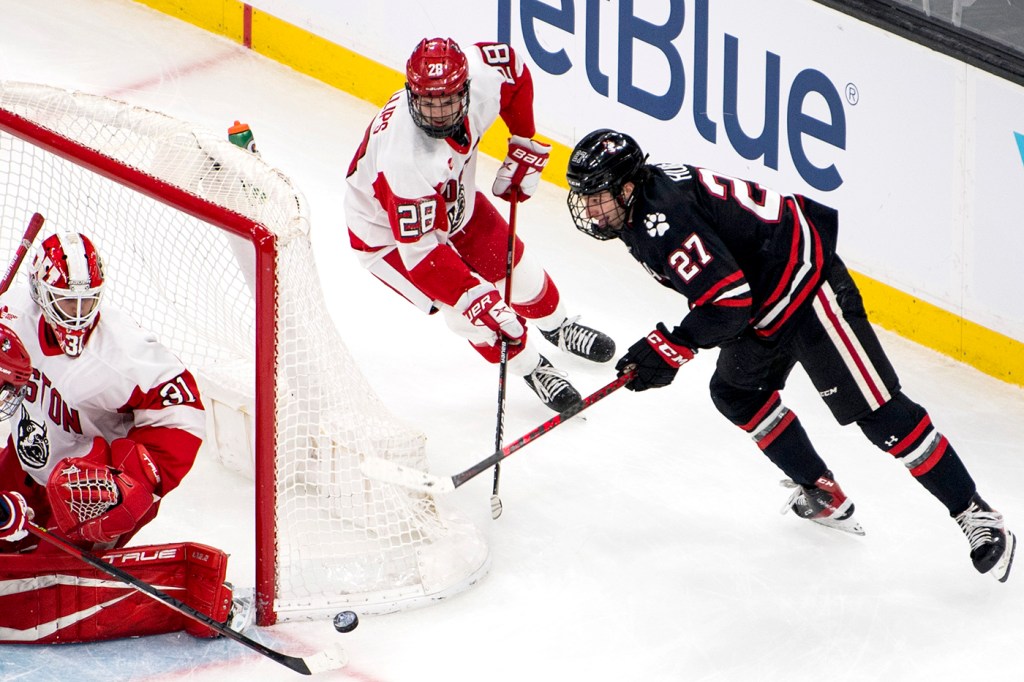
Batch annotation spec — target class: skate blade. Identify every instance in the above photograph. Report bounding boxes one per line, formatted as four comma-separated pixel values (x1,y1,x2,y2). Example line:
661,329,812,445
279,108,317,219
810,515,866,536
991,530,1016,583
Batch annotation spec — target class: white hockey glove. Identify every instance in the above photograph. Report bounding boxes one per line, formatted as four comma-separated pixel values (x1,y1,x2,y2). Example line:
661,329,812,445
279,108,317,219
492,135,550,202
0,490,32,542
457,283,526,343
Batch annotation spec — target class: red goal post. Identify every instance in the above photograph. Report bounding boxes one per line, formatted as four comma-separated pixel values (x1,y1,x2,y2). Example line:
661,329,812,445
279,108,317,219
0,81,489,625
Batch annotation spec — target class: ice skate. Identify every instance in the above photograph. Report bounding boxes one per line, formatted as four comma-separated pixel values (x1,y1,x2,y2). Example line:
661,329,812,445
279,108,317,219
226,585,256,632
955,494,1016,582
524,355,583,413
541,316,616,363
780,471,865,536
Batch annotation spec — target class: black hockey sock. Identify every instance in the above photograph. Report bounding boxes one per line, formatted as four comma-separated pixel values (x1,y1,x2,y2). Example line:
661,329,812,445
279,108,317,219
734,395,828,487
857,393,976,514
911,441,976,515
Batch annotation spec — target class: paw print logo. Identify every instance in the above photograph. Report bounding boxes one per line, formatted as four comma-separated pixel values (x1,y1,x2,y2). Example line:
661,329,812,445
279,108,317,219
644,212,669,237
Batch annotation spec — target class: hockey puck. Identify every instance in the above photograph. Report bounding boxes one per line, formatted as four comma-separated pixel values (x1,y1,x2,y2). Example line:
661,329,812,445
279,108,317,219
333,610,359,633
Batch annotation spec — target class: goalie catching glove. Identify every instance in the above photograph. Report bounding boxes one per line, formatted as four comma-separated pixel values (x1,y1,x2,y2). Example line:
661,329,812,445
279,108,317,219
492,135,551,202
0,491,32,543
47,438,161,545
615,323,695,392
457,282,526,344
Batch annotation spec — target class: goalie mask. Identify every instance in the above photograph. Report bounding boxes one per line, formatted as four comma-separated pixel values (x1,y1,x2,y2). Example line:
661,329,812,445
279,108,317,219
0,324,30,420
566,129,648,240
405,37,471,140
29,231,105,358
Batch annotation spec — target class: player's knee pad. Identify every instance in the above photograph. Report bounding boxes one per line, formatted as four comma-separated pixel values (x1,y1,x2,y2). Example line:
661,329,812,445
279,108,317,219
856,392,929,451
504,253,560,319
709,372,775,426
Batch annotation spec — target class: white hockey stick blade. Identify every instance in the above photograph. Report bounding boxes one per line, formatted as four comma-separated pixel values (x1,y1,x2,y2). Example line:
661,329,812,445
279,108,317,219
360,457,456,494
301,644,349,675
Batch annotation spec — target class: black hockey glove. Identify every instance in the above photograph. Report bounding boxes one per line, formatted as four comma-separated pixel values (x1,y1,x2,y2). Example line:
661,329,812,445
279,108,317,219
614,323,695,392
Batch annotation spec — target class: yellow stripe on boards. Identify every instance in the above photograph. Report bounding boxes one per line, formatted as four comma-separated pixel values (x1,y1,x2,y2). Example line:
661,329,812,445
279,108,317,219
132,0,245,41
853,273,1023,386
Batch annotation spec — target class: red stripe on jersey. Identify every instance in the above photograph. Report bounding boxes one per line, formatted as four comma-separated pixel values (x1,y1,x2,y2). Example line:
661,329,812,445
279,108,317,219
693,270,747,306
479,43,537,138
714,296,754,308
118,370,204,414
754,199,825,338
740,391,782,432
888,415,934,457
910,436,948,477
371,172,451,244
756,409,796,450
126,424,202,495
758,203,803,315
813,287,888,406
348,228,381,253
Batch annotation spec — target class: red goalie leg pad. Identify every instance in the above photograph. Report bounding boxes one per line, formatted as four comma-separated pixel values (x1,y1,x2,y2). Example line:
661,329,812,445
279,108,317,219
0,542,232,643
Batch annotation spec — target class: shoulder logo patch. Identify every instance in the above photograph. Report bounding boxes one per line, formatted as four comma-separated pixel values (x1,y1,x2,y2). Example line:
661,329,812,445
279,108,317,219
644,212,669,237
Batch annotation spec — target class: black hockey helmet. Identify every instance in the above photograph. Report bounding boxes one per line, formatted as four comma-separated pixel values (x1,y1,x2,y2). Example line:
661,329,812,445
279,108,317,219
566,129,647,240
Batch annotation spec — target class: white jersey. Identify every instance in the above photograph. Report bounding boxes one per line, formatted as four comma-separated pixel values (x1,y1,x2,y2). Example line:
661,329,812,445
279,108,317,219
0,285,205,488
345,42,535,308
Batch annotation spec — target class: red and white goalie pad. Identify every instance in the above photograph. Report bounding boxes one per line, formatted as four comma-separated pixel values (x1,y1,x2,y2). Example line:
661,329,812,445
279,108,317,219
0,542,232,643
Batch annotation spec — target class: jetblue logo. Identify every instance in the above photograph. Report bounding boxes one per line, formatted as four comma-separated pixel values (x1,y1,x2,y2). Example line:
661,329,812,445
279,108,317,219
498,0,847,191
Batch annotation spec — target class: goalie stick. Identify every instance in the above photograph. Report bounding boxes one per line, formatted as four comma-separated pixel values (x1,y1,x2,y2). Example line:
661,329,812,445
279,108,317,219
362,369,635,494
27,523,348,676
0,212,45,295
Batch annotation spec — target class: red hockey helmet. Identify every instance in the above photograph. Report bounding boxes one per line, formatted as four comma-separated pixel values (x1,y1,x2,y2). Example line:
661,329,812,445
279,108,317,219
0,323,31,420
405,37,471,139
29,231,105,357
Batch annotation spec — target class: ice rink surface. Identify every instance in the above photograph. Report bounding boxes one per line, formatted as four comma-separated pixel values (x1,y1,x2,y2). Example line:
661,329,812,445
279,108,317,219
1,1,1023,680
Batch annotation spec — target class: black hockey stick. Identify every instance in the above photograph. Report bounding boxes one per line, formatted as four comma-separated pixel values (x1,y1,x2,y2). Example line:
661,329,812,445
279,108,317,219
0,212,45,295
26,524,348,676
362,369,635,494
490,187,520,519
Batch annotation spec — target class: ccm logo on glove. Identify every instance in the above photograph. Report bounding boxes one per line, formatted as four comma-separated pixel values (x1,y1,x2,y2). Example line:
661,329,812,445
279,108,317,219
646,329,694,367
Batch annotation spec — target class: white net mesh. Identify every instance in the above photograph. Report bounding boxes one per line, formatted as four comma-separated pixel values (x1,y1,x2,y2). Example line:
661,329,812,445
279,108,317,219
0,81,488,622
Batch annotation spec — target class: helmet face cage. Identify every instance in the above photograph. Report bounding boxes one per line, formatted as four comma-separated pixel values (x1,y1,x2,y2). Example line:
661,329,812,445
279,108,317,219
29,232,105,357
0,382,27,421
0,324,31,420
405,38,471,139
566,191,624,241
565,129,647,240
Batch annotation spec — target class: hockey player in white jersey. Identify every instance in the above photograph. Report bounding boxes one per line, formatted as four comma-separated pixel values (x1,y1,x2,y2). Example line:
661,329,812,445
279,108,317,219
0,230,237,643
345,37,615,413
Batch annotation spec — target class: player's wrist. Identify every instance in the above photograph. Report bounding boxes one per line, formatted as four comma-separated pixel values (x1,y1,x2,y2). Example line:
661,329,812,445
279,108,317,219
646,323,694,368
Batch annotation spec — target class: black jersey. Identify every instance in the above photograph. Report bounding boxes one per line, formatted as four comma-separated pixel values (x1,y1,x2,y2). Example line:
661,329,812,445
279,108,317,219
619,164,839,349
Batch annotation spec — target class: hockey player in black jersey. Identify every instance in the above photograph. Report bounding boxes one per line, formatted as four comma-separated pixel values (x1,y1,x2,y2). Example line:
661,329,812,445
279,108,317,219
565,128,1015,582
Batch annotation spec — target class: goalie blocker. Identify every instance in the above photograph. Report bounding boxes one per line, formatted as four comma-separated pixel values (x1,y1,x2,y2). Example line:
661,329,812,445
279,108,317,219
0,541,233,643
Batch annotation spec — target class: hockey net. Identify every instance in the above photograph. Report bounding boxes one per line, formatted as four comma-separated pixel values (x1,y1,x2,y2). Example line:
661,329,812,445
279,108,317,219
0,81,489,625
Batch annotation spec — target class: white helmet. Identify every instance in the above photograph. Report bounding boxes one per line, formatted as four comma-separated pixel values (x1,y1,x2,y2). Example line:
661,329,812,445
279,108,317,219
29,231,105,357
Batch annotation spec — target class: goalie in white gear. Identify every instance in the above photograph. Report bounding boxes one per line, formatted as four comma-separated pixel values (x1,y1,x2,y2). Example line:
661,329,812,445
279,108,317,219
0,229,237,643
